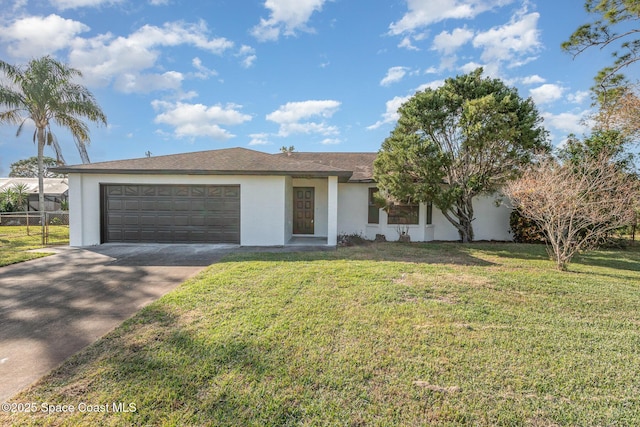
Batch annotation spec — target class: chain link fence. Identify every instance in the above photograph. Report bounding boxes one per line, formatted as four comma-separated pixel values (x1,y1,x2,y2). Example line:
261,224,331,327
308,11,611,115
44,211,70,245
0,211,69,245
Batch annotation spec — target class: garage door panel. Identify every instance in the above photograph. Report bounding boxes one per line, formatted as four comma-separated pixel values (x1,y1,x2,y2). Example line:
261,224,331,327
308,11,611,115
190,200,205,210
139,214,157,225
123,230,140,241
141,186,156,196
174,200,192,211
156,200,172,210
123,215,139,225
103,184,240,243
155,230,173,241
156,215,173,226
124,186,139,196
108,199,123,210
157,187,172,197
174,186,189,197
191,187,206,197
125,200,139,210
174,215,190,226
107,214,122,225
140,200,157,210
191,215,205,226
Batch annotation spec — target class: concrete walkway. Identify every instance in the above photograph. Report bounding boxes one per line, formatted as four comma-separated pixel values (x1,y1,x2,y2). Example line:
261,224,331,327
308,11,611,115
0,244,235,402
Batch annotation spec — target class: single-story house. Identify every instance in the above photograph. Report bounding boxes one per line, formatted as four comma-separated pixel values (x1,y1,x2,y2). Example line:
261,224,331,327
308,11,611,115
54,147,512,247
0,177,69,211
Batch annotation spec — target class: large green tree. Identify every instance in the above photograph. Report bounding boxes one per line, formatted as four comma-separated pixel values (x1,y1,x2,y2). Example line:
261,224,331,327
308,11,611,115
374,68,549,243
9,156,63,178
562,0,640,86
0,56,106,228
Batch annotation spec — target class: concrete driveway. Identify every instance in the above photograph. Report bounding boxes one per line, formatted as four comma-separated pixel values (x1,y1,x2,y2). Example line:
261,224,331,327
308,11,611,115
0,244,236,402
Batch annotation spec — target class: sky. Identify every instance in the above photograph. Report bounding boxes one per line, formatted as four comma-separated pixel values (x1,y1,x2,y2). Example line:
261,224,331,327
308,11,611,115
0,0,632,174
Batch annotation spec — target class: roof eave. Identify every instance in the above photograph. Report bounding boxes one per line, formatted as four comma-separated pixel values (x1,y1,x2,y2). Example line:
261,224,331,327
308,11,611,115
53,168,353,181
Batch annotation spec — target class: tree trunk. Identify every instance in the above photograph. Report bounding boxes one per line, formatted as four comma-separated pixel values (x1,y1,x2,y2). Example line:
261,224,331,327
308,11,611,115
37,127,46,245
441,197,476,243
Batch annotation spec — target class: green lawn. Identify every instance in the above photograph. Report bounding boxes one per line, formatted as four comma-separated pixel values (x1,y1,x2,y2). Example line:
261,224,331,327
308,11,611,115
0,226,69,267
2,242,640,426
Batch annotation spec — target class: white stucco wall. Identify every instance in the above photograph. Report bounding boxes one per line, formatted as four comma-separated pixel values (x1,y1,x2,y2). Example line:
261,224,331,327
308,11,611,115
337,182,371,237
67,173,288,247
284,176,293,243
337,183,512,242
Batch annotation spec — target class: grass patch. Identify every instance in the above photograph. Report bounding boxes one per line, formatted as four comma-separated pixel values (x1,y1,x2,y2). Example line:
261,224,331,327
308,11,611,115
0,226,69,267
3,242,640,426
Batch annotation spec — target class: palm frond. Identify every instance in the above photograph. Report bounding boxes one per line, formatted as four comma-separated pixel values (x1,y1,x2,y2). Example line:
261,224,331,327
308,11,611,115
16,118,30,138
1,56,106,166
0,109,23,126
47,131,67,165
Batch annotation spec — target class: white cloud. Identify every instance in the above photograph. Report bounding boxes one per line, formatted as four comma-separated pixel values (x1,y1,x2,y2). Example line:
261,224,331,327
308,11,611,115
152,100,252,140
460,61,483,74
567,90,590,104
0,14,89,57
431,27,474,55
114,71,184,93
67,21,233,92
267,100,340,124
529,83,565,105
543,110,590,136
415,79,446,92
368,79,448,130
398,36,419,51
389,0,513,35
252,0,327,42
367,95,411,130
191,57,217,79
0,15,235,94
50,0,123,9
10,0,28,11
521,74,545,85
266,100,341,137
472,11,541,68
248,133,270,146
237,45,257,68
380,66,410,86
321,138,341,145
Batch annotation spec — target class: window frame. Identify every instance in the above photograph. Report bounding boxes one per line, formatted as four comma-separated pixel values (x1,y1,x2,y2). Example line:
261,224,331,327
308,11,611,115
387,204,419,225
367,187,380,224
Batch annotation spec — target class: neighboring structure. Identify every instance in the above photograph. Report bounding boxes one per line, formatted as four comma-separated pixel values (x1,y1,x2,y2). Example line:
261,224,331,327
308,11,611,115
54,147,512,247
0,177,69,211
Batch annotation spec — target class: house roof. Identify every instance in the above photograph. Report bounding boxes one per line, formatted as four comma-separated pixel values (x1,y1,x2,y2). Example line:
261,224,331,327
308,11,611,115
0,177,69,195
53,147,379,183
277,152,377,182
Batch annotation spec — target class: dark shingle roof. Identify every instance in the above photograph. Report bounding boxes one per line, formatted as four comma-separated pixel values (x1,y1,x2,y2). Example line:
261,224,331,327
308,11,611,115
277,152,377,182
54,148,379,182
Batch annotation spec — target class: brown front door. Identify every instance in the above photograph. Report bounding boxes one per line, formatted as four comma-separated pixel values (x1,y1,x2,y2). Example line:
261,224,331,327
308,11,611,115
293,187,314,234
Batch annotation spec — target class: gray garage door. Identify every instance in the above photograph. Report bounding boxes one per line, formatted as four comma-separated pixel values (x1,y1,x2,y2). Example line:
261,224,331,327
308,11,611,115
102,184,240,243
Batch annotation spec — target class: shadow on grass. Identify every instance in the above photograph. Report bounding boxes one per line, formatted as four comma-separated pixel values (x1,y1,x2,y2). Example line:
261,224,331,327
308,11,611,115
23,304,299,426
463,242,550,262
573,245,640,273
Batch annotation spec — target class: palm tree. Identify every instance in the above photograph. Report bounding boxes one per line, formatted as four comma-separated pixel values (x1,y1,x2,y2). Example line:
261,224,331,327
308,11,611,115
0,56,107,238
10,183,31,235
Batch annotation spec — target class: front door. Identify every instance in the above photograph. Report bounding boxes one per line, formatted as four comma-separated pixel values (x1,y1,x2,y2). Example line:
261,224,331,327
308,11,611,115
293,187,314,234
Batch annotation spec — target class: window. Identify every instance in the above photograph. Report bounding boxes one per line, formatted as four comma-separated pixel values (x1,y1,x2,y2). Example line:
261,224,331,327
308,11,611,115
426,201,433,225
387,204,419,225
368,188,379,224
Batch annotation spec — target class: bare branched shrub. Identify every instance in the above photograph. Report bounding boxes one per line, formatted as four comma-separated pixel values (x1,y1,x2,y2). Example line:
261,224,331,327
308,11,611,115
505,155,639,271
